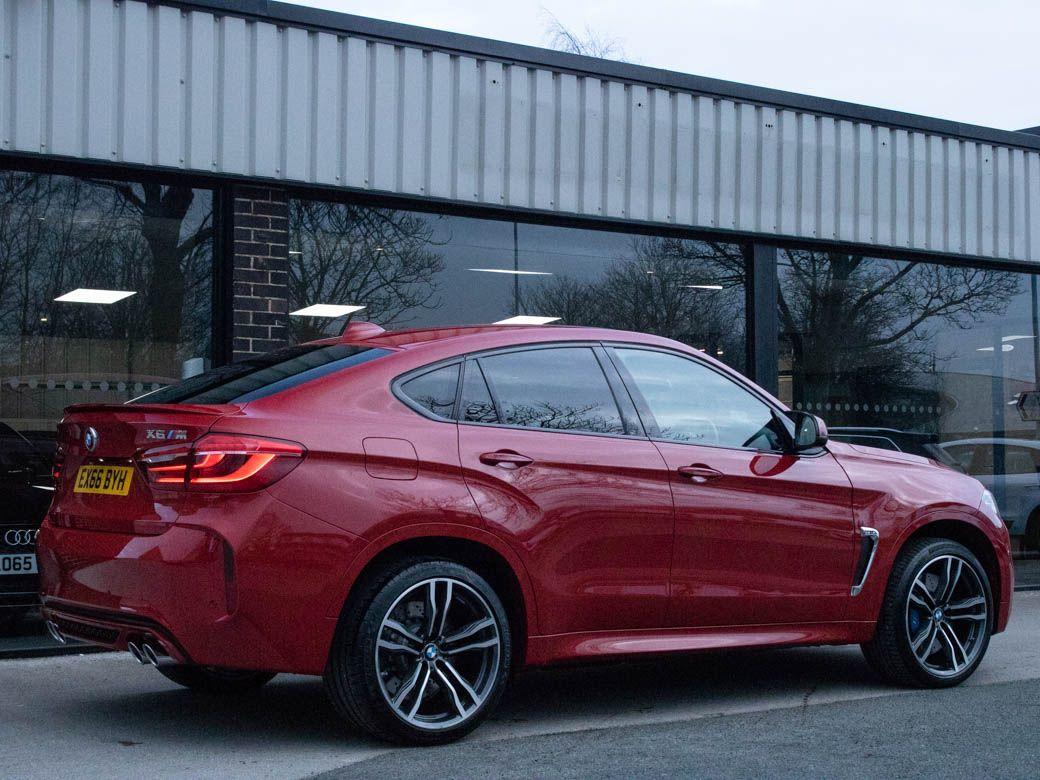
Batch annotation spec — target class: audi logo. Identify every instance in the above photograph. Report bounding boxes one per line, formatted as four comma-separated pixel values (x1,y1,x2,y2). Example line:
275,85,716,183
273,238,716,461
3,529,38,547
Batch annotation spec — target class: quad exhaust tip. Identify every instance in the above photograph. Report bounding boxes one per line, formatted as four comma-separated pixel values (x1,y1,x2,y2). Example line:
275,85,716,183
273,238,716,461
141,643,160,667
127,641,146,664
45,620,66,644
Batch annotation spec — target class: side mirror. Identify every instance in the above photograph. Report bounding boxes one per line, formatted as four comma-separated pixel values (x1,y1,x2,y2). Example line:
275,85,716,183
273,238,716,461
786,411,828,452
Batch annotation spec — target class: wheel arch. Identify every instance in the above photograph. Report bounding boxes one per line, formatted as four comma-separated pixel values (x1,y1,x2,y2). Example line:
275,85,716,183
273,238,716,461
330,525,537,667
895,517,1003,612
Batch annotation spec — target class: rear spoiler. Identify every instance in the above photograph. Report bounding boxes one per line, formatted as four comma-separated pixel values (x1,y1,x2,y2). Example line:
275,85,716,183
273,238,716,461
62,402,238,416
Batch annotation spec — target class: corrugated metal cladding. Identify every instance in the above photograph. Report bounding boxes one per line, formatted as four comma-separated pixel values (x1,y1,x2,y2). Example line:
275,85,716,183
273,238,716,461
2,0,1039,262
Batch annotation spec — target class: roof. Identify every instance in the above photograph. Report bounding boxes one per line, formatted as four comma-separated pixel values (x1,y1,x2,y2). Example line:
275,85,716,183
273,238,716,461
171,0,1040,152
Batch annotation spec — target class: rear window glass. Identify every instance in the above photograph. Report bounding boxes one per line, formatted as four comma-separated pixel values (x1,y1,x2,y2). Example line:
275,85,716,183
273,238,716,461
459,362,498,424
132,344,391,405
478,347,625,435
400,364,459,418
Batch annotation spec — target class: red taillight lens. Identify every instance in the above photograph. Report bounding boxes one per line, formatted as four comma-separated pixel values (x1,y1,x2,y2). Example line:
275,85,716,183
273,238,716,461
51,446,66,488
139,434,305,493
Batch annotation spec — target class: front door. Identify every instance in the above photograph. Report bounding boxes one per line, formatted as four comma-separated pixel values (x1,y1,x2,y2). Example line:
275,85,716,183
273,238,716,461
456,345,675,635
608,346,857,629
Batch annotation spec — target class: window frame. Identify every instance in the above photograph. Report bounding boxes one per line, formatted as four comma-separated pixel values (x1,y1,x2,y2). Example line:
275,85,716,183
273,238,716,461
391,358,464,422
391,341,647,441
603,343,803,456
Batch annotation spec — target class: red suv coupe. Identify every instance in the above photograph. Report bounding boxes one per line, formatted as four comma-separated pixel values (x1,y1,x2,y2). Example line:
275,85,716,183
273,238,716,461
37,324,1013,744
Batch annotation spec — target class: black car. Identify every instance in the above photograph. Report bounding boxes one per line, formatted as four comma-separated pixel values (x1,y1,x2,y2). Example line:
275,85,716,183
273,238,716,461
0,423,55,633
827,427,962,470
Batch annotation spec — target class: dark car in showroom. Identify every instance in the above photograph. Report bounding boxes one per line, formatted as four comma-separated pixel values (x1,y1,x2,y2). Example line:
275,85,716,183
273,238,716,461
0,423,54,633
36,324,1013,744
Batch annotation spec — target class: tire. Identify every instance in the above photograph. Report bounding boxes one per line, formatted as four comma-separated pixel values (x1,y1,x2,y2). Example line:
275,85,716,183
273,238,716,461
862,537,992,688
156,665,276,694
324,558,512,745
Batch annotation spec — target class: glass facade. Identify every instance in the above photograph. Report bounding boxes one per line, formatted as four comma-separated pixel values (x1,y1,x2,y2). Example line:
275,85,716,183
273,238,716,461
286,200,749,372
0,170,214,634
1,169,1036,637
778,248,1040,582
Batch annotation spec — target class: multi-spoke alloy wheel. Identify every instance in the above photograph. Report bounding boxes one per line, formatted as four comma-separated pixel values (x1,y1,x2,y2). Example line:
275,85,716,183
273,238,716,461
862,537,993,688
324,559,512,745
905,555,989,677
376,577,502,730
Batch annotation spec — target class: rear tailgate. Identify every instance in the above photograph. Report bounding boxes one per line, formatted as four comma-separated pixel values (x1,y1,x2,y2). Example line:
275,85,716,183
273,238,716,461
51,403,235,535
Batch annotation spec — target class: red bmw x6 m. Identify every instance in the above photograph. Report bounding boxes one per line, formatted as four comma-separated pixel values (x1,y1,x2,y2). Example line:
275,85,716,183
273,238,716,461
37,324,1013,744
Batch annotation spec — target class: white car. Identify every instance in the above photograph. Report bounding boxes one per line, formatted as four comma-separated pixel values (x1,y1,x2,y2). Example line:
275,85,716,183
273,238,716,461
939,438,1040,549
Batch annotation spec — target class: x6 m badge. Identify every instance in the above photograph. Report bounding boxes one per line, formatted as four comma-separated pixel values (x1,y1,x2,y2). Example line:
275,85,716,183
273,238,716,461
145,429,188,441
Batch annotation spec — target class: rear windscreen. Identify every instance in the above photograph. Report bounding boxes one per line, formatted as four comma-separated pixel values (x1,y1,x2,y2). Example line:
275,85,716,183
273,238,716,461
131,344,391,405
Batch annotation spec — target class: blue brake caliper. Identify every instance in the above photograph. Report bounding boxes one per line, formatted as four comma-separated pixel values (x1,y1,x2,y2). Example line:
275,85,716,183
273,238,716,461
908,608,922,635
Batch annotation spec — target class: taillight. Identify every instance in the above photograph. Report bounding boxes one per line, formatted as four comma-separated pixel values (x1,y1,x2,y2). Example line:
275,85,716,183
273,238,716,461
52,445,66,488
138,433,305,493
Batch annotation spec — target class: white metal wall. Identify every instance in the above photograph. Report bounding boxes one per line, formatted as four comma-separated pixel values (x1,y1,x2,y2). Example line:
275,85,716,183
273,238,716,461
2,0,1039,262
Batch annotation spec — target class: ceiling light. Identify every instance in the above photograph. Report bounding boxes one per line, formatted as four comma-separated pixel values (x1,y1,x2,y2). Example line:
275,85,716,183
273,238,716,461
494,315,560,325
55,288,136,304
469,268,553,276
684,284,724,290
39,317,48,322
288,250,303,256
289,304,366,318
976,345,1014,353
374,246,385,253
1002,334,1034,342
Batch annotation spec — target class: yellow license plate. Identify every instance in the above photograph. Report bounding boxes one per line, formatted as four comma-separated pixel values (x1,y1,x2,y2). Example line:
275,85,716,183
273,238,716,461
73,465,134,496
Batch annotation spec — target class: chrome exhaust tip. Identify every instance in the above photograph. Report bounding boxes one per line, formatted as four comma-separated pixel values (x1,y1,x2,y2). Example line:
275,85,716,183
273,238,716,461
141,643,160,667
45,620,66,644
127,641,146,664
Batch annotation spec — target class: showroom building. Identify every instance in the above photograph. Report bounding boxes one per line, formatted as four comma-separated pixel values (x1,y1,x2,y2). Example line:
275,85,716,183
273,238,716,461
1,0,1040,624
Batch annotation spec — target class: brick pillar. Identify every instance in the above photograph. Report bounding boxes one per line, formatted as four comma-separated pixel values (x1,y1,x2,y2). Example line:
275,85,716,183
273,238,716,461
231,186,291,360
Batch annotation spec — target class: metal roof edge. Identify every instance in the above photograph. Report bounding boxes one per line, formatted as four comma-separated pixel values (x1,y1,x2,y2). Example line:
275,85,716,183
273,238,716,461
163,0,1040,152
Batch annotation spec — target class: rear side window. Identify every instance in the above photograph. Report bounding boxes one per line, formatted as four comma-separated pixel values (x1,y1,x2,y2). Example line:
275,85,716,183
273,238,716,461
459,362,498,424
399,364,460,418
133,344,391,405
477,347,625,435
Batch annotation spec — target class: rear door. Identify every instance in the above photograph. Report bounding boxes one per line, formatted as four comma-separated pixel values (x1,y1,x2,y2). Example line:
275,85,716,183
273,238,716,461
607,346,857,629
456,344,675,635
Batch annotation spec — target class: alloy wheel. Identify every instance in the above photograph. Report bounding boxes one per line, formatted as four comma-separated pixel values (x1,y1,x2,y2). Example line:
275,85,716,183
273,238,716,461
904,554,989,678
375,577,502,731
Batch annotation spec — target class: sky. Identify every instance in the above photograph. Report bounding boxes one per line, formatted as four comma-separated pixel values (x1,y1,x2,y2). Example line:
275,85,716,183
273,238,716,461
289,0,1039,132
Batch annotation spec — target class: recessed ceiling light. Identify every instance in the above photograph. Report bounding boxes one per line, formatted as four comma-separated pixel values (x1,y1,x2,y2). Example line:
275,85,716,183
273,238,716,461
469,268,553,276
977,345,1014,353
55,288,136,304
684,284,724,290
494,315,560,325
1002,334,1034,342
288,250,303,256
289,304,366,318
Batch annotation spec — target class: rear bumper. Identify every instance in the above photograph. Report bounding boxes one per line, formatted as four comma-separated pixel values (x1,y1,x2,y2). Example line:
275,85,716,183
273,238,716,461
37,494,364,674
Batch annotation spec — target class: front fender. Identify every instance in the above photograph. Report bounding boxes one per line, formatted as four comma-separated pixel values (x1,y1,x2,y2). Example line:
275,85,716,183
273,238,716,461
846,505,1013,633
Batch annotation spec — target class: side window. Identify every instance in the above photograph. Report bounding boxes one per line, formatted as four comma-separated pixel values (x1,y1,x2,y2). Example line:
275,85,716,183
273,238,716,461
477,347,625,435
613,348,783,450
459,361,498,424
399,364,460,418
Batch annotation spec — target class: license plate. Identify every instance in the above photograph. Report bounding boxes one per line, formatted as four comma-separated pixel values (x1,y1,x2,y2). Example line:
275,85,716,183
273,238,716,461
73,465,134,496
0,553,36,575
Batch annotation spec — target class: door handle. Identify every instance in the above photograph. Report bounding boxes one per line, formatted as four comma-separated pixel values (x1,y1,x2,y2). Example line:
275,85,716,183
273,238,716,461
677,464,723,483
479,451,533,469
